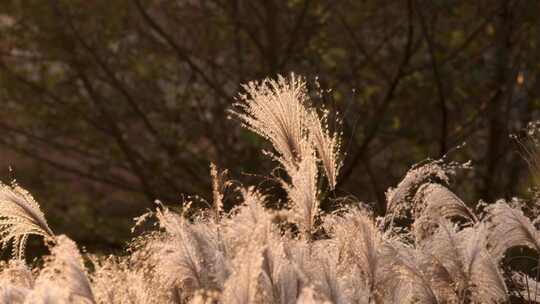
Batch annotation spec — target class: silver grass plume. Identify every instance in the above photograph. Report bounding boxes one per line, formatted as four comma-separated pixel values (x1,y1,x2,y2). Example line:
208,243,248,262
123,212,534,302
460,225,508,303
485,201,540,261
281,141,320,239
226,188,303,304
35,235,95,304
379,241,443,304
221,239,265,304
231,73,342,188
412,183,477,243
231,74,342,239
89,255,160,304
326,208,387,302
413,183,477,223
307,253,345,304
223,188,298,304
154,205,224,299
425,221,507,303
224,187,273,252
259,239,304,304
307,108,342,190
385,162,451,221
231,73,311,169
0,182,55,259
385,160,471,231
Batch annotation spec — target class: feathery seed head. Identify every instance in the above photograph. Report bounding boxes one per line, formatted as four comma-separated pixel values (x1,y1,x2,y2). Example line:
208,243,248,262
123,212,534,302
0,182,55,260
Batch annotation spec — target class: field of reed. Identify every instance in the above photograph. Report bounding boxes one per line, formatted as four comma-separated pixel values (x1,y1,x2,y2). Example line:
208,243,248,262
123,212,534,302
0,74,539,303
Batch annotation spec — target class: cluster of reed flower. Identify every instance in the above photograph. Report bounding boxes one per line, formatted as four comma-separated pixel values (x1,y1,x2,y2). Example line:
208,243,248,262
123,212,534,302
0,74,539,303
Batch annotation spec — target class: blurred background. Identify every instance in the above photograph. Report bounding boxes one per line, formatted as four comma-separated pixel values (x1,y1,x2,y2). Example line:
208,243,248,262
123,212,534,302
0,0,539,252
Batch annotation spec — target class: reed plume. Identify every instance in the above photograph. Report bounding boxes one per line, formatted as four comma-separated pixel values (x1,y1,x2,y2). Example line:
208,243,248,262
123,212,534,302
0,182,55,259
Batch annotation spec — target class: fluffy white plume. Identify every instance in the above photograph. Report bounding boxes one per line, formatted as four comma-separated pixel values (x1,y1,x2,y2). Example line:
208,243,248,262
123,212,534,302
424,221,507,303
385,162,451,221
221,241,264,304
0,182,55,259
486,201,540,261
307,109,342,190
33,235,95,304
282,142,320,239
412,183,477,243
231,73,311,169
153,205,225,299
